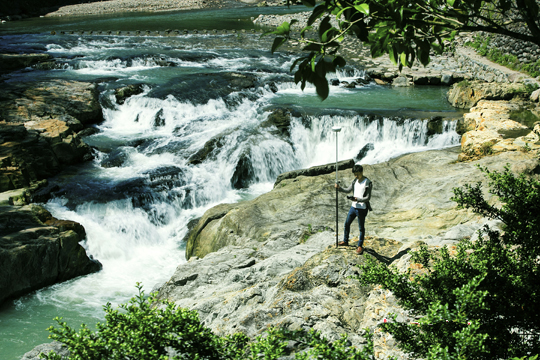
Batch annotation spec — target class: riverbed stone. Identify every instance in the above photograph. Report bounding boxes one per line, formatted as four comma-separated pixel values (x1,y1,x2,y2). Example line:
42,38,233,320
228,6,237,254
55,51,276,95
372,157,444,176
0,204,102,306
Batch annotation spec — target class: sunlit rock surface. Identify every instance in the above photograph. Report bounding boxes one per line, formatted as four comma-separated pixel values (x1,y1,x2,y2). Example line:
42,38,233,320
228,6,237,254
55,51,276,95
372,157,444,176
0,204,102,306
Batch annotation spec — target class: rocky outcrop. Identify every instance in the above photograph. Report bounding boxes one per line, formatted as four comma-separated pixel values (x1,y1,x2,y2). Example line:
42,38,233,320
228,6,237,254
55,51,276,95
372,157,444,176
0,79,102,192
457,100,540,161
0,54,53,74
0,204,102,306
114,84,144,105
446,80,532,109
157,149,539,360
185,147,539,261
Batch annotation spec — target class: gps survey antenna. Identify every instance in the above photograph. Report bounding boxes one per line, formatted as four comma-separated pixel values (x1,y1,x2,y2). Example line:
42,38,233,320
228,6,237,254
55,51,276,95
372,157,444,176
332,126,341,248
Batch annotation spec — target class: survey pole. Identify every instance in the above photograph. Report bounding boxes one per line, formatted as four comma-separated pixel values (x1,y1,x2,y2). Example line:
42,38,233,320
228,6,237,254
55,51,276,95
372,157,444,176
332,126,341,248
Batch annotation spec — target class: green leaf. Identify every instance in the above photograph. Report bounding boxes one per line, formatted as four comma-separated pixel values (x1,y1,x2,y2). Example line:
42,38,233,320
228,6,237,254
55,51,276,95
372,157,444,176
314,75,330,100
353,3,370,15
271,37,287,53
318,17,332,41
333,56,346,68
308,4,328,26
275,21,291,35
336,6,352,19
303,42,323,52
389,45,398,65
301,0,316,7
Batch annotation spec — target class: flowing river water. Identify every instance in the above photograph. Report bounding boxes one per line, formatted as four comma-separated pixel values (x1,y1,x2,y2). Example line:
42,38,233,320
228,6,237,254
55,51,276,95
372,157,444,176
0,6,462,359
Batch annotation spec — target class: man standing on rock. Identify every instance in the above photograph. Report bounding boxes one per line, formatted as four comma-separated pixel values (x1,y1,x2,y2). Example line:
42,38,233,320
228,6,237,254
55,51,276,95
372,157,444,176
335,164,372,254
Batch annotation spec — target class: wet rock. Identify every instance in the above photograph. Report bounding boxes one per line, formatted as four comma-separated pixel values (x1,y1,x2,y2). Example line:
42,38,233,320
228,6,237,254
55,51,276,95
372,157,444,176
260,108,292,138
0,79,102,192
426,116,444,136
153,109,166,127
275,159,354,188
0,204,102,306
231,152,255,189
114,84,144,105
101,149,128,168
78,127,100,137
392,76,411,87
188,134,228,165
0,53,52,74
0,123,61,192
355,143,374,162
0,79,102,125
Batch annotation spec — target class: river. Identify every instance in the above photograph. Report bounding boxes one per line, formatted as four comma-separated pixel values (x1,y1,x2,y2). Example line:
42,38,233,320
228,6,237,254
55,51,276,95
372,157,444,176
0,5,461,359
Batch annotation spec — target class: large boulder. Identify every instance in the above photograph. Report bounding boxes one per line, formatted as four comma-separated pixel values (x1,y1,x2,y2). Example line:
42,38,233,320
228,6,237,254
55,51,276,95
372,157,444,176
458,100,540,161
0,204,102,306
0,79,102,125
0,80,102,192
447,80,530,109
185,148,539,260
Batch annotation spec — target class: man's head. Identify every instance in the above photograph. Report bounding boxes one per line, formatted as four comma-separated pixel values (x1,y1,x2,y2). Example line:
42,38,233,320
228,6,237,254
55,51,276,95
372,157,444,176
352,164,364,179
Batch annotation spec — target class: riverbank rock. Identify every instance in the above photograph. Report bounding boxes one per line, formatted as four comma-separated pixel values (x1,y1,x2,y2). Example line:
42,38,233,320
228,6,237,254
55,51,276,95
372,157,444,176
0,79,102,192
458,100,540,161
0,54,53,74
0,204,102,306
158,231,411,354
447,80,532,109
156,149,538,359
185,147,539,261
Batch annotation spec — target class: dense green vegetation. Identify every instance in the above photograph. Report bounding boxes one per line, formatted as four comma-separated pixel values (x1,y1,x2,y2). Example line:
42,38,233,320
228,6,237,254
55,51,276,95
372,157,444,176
267,0,540,98
356,166,540,359
41,284,376,359
465,34,540,78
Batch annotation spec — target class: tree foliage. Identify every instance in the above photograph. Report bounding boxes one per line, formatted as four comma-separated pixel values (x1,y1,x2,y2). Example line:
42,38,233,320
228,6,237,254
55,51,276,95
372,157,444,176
41,283,376,360
354,165,540,359
266,0,540,99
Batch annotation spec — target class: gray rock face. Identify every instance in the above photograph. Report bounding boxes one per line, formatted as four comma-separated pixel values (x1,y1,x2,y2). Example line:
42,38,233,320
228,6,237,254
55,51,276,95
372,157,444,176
0,204,102,306
159,231,385,343
185,147,539,261
158,148,539,359
21,341,69,360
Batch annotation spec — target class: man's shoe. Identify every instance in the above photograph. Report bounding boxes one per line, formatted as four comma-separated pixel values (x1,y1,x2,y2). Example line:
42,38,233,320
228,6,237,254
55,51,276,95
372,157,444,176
338,241,349,246
356,246,364,255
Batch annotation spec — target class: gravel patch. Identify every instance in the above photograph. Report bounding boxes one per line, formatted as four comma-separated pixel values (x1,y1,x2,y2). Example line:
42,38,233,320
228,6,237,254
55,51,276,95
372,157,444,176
44,0,240,17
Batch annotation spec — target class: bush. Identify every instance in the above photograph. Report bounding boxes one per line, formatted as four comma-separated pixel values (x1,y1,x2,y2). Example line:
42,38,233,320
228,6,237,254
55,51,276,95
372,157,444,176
41,283,376,360
356,165,540,359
